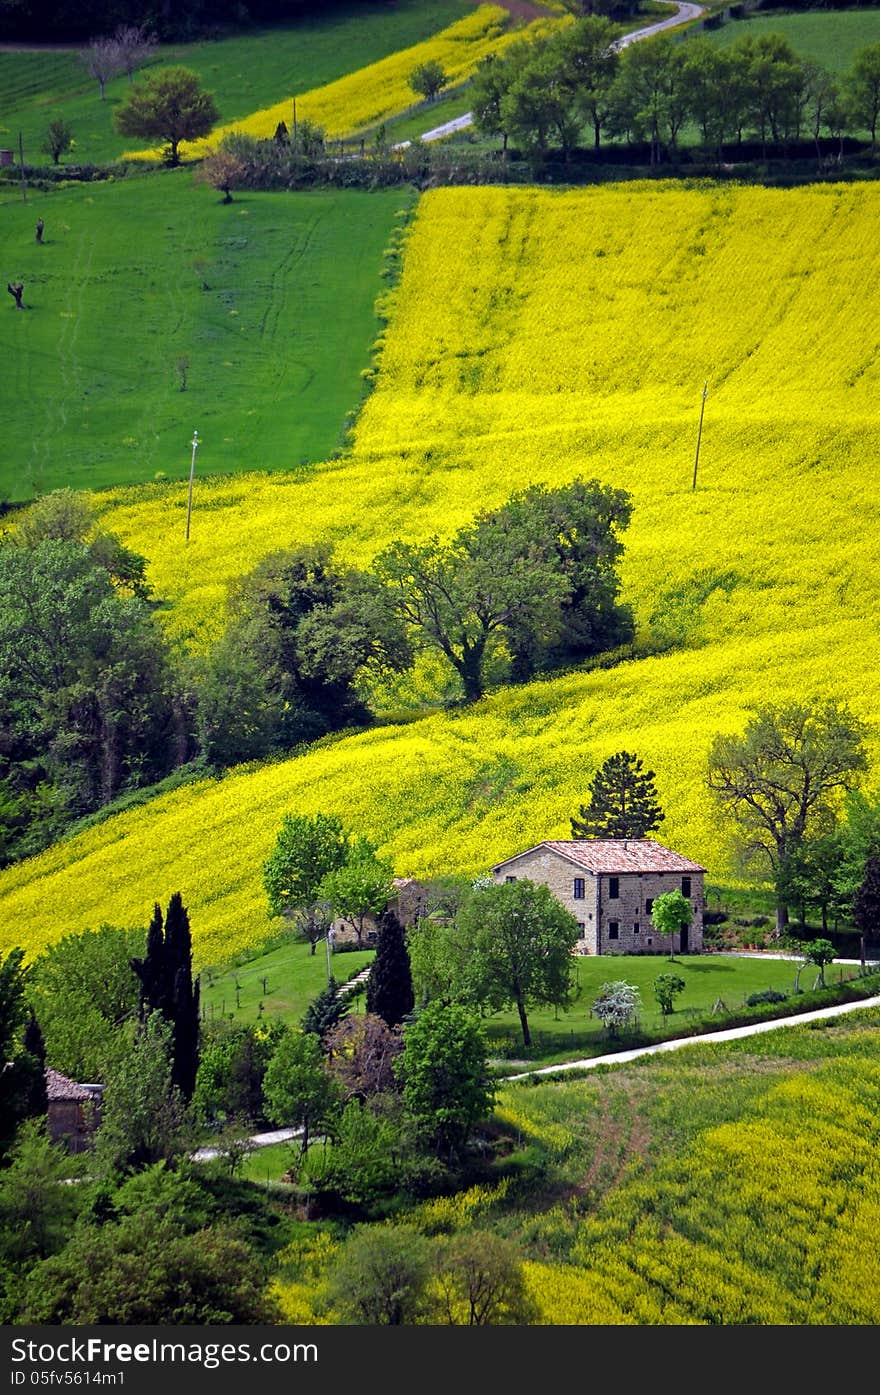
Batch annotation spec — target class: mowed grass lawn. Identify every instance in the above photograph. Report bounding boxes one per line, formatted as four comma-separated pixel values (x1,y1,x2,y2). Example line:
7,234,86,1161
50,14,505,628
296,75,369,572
201,939,374,1028
0,0,473,165
0,174,406,498
203,938,864,1069
708,8,880,70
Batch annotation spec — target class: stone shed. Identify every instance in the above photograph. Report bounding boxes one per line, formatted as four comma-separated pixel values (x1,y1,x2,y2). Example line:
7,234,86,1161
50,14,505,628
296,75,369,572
492,839,705,955
46,1069,103,1153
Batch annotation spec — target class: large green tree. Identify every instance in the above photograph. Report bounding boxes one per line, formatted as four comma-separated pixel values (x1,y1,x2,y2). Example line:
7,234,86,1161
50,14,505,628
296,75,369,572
262,1029,339,1156
366,909,414,1029
95,1011,189,1175
32,924,143,1082
263,810,350,924
395,1002,494,1160
847,42,880,151
114,65,218,164
570,750,663,840
708,699,869,933
410,880,580,1049
318,840,395,948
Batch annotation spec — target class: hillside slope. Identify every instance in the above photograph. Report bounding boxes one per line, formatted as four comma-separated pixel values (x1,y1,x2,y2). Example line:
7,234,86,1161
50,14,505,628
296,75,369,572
3,182,879,967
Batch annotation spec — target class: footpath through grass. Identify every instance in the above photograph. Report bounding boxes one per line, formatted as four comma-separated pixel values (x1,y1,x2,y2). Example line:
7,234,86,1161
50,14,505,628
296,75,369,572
0,0,473,166
0,173,406,499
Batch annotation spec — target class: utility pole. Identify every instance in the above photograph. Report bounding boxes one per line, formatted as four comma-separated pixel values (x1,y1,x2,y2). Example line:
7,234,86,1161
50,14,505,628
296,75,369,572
185,429,199,541
324,928,332,986
18,131,26,204
691,380,708,491
292,96,297,152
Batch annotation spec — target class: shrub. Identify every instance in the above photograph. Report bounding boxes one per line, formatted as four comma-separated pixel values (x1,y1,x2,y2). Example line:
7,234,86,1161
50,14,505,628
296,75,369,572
745,988,788,1007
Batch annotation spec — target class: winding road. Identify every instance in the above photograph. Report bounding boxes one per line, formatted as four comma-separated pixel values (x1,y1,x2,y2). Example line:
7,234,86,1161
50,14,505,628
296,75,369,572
393,1,706,151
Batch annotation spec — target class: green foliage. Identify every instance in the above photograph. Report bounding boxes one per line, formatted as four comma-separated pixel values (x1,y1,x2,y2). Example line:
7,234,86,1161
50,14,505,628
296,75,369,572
32,923,143,1082
366,909,414,1029
708,699,869,930
845,40,880,144
263,811,350,919
0,947,42,1155
40,115,73,165
0,537,178,863
262,1029,340,1153
193,1019,286,1126
571,749,663,840
0,1121,79,1273
426,879,581,1048
653,972,686,1017
302,977,350,1045
409,58,448,103
304,1099,402,1207
95,1010,189,1176
651,890,694,957
319,841,396,947
433,1230,538,1325
329,1223,432,1325
396,1001,494,1160
114,66,219,165
375,477,631,701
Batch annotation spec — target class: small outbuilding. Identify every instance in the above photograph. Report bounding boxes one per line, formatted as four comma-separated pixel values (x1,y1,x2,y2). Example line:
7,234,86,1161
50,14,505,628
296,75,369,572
492,839,705,955
46,1069,103,1153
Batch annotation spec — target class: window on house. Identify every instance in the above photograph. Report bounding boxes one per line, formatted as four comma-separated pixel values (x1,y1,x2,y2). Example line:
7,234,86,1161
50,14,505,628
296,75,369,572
505,876,516,883
645,898,654,915
608,921,619,940
682,877,691,898
609,877,619,899
573,877,585,900
647,937,653,945
577,922,586,935
633,922,640,934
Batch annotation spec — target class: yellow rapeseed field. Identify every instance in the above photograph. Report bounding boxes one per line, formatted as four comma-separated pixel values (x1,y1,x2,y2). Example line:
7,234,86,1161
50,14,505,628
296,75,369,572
125,6,545,160
3,182,880,966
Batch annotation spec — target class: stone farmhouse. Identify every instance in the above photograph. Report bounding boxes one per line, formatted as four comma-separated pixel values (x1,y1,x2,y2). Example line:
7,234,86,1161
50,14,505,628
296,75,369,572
491,840,705,955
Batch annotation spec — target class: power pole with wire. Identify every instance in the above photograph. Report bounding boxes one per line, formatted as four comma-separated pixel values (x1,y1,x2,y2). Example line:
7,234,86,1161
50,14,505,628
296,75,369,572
185,429,199,541
691,381,708,491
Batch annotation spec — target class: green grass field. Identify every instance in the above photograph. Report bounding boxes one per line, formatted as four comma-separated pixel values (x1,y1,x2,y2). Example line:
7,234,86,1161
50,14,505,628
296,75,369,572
202,939,374,1028
203,936,866,1069
0,175,406,498
707,7,880,70
0,0,473,166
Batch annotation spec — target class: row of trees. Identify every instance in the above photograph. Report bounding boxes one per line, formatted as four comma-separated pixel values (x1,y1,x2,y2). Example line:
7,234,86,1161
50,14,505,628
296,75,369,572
0,476,633,865
470,18,880,165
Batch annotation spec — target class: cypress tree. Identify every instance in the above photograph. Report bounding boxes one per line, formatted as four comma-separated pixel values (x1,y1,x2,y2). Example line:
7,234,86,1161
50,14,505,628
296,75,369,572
23,1010,48,1118
130,893,200,1100
366,909,414,1029
570,750,664,840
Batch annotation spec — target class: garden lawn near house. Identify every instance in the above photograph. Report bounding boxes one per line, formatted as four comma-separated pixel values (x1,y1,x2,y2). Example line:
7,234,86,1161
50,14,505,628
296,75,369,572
0,176,406,499
202,940,374,1025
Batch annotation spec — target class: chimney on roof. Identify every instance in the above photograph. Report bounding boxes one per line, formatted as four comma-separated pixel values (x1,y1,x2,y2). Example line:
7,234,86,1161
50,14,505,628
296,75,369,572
624,840,628,849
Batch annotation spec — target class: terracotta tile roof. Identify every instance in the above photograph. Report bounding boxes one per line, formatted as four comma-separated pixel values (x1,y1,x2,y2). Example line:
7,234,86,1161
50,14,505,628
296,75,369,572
45,1069,93,1102
494,840,706,875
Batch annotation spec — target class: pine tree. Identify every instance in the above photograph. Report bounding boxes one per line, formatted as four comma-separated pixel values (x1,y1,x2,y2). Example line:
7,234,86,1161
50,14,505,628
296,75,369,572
570,750,663,840
23,1011,48,1119
131,893,200,1100
302,978,350,1046
366,910,415,1030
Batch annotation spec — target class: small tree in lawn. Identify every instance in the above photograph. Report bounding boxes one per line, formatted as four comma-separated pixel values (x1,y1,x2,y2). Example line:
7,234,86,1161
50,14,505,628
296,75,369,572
592,981,641,1039
41,118,73,166
80,36,123,101
804,938,836,989
196,143,246,203
651,889,693,960
852,854,880,975
113,23,156,83
571,750,663,840
366,909,414,1029
319,841,395,948
263,811,350,952
653,972,686,1021
409,59,448,103
262,1029,340,1159
114,66,219,166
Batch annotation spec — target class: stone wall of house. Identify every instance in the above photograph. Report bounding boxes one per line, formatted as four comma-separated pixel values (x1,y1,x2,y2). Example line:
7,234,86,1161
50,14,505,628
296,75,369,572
595,871,704,954
493,848,600,954
494,853,704,956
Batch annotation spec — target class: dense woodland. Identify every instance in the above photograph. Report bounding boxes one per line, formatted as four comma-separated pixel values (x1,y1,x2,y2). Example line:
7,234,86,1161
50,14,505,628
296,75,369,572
0,0,375,42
